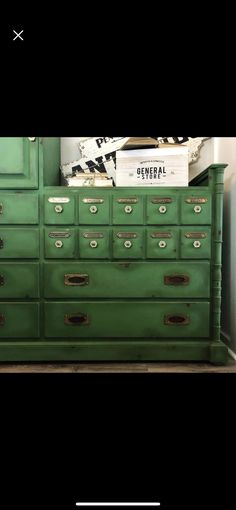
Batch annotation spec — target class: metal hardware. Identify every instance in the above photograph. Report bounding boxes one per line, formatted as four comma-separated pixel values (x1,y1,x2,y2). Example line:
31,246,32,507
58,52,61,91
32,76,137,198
55,240,63,248
28,137,36,142
64,274,89,286
83,198,104,204
49,232,71,239
48,197,70,204
117,232,137,239
117,198,138,204
64,313,89,326
194,205,202,213
0,275,4,286
90,240,98,248
193,240,201,248
164,314,190,326
159,206,167,214
151,232,172,239
0,239,4,249
185,232,207,239
185,197,207,204
159,241,167,248
164,275,190,286
83,232,104,239
55,205,63,214
0,204,3,214
124,241,132,248
0,314,5,326
151,197,172,204
124,205,133,214
90,205,98,214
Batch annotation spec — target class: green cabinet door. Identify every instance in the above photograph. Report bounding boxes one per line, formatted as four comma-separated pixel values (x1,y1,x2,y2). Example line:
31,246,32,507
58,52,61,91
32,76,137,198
79,194,110,224
44,228,76,259
0,137,39,189
0,303,40,338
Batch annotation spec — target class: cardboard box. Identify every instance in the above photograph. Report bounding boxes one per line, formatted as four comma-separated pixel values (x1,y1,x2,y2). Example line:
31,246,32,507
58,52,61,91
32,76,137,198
115,147,189,187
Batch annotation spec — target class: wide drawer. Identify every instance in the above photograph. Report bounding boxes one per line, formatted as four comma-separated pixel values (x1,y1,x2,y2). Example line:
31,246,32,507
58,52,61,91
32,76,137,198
0,303,40,338
0,263,39,298
0,194,39,224
44,301,210,338
44,262,211,298
0,228,39,258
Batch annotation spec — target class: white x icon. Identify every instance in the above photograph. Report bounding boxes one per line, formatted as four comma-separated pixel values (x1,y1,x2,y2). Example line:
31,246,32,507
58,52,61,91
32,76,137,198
13,29,24,41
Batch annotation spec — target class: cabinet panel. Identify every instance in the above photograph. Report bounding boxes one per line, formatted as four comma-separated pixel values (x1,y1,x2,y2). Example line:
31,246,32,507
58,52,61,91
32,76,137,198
0,137,38,189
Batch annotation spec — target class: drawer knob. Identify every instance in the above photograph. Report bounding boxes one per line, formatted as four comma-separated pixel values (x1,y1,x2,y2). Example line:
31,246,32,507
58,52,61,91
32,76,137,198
124,205,133,214
55,205,63,214
159,241,167,248
0,314,5,326
90,240,98,248
90,205,98,214
193,240,201,248
0,275,5,286
0,203,3,215
124,240,132,248
55,240,63,248
0,238,4,249
194,205,202,213
159,206,167,214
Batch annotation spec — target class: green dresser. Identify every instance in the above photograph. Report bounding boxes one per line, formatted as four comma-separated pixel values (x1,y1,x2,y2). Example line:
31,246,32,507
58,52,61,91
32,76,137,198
0,137,228,363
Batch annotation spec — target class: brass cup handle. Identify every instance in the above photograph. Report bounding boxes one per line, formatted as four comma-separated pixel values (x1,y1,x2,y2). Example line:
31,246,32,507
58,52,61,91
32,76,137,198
64,274,89,286
64,313,89,325
0,314,5,326
164,315,190,326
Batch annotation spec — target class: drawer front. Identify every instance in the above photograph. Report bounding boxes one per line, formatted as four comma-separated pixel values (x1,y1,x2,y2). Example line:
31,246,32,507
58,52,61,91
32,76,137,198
147,193,178,225
0,194,39,224
44,261,210,299
44,195,75,224
79,228,110,259
0,228,39,258
113,228,144,259
44,301,210,338
45,228,76,259
0,263,39,298
113,195,144,224
79,195,110,224
181,192,212,224
146,228,178,259
0,303,40,338
180,227,211,259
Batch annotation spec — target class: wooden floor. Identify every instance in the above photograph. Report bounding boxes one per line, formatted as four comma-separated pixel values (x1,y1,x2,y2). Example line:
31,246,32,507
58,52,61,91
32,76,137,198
1,360,236,372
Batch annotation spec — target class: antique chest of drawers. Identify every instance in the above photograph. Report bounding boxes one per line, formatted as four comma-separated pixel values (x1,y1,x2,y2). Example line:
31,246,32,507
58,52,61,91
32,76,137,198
0,137,228,363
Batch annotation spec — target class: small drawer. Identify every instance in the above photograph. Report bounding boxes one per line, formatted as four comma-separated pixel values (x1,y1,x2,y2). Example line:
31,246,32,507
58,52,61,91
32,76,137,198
44,228,76,259
44,195,75,225
0,228,39,258
0,303,40,338
79,228,110,259
113,228,144,259
180,192,212,224
146,228,178,259
180,227,211,259
0,263,39,298
79,195,110,224
0,194,39,224
146,194,178,224
113,195,144,224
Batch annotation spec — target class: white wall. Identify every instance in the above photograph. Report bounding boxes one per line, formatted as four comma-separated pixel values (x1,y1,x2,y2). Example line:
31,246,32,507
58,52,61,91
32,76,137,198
60,137,236,352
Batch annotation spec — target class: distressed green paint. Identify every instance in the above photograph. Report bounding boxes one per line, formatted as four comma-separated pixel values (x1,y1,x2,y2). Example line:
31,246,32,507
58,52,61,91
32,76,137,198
0,139,229,363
